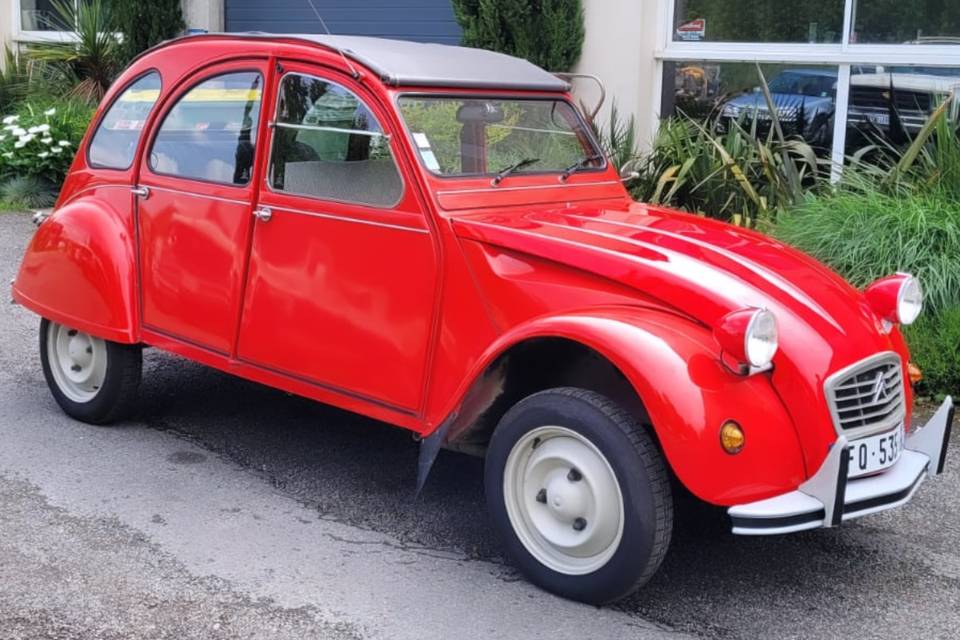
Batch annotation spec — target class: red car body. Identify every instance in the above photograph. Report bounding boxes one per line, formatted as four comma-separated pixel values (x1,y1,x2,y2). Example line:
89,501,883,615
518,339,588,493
12,34,953,601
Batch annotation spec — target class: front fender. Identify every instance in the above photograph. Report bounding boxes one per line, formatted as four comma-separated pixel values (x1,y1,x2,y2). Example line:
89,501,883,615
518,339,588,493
12,197,138,343
450,307,808,506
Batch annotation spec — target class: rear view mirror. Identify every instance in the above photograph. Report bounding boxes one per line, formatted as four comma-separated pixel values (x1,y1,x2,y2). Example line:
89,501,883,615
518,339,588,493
456,102,505,124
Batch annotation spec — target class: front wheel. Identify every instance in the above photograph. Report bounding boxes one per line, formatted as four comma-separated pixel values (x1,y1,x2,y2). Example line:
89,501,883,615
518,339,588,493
485,388,673,604
39,318,142,424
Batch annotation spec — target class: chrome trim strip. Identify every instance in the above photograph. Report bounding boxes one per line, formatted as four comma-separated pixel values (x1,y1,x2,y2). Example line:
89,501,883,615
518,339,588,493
145,185,251,206
272,121,388,138
824,351,906,439
270,205,429,234
436,180,619,196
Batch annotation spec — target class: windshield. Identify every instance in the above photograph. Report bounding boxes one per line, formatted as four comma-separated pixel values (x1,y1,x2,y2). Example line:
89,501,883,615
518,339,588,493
397,96,604,177
767,72,836,97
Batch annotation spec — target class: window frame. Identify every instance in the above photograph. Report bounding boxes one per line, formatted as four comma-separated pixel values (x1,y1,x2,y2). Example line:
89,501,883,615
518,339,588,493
264,70,406,210
656,0,960,180
85,69,163,172
394,91,609,180
14,0,84,42
145,68,265,189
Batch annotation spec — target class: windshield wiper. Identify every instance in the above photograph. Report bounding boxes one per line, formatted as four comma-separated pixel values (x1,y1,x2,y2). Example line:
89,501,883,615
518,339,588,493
492,157,540,186
560,154,604,181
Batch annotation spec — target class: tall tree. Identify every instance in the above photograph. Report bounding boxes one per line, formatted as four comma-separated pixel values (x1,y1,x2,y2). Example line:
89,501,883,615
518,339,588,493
113,0,185,62
452,0,585,72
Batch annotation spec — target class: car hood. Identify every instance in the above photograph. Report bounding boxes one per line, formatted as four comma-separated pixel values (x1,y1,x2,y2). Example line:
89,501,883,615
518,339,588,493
725,93,833,111
452,201,909,462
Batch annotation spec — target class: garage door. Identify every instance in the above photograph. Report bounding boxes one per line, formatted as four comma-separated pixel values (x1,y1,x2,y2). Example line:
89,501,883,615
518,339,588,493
225,0,462,45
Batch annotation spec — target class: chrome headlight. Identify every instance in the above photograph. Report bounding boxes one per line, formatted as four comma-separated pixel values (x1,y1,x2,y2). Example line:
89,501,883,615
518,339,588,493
715,307,779,373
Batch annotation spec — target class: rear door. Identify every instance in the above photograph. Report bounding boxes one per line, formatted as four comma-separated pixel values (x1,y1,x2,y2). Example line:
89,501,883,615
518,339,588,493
135,61,268,353
236,62,438,413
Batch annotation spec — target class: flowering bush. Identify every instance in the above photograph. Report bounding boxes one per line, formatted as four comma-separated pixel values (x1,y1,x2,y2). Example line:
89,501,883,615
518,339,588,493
0,98,93,185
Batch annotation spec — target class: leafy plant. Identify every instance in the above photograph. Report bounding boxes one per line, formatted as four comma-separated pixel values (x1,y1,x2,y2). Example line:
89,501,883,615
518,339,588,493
775,188,960,317
113,0,184,62
0,175,57,208
26,0,121,103
0,100,93,184
903,308,960,398
452,0,585,71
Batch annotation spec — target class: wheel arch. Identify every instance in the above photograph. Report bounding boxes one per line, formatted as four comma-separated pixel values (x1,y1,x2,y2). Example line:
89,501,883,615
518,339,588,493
423,307,807,506
12,197,139,344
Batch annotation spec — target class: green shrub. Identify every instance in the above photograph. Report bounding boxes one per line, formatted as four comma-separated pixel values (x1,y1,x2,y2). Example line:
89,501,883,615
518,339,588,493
0,99,94,184
113,0,184,62
452,0,585,72
774,189,960,317
26,0,121,103
904,308,960,398
0,175,57,208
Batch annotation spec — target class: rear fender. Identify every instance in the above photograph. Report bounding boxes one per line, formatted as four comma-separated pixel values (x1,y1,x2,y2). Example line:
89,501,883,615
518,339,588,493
12,195,138,343
438,307,808,506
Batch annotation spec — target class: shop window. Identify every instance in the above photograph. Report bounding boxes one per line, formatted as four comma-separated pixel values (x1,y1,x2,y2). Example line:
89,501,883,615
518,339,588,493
662,62,841,152
852,0,960,44
672,0,844,43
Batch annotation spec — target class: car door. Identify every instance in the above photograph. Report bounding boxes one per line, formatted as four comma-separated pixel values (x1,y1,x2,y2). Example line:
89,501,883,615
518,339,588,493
236,64,438,413
135,61,268,353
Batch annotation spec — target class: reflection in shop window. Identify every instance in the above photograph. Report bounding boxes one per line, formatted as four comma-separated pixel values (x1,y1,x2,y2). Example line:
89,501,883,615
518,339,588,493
673,0,843,43
663,62,840,152
846,66,960,152
852,0,960,44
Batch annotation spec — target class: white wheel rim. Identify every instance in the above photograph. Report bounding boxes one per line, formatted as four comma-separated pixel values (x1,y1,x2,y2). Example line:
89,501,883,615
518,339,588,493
503,426,624,575
46,323,107,403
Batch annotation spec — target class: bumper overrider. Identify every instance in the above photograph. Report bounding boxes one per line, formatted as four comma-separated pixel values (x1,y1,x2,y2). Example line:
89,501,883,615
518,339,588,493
729,396,954,535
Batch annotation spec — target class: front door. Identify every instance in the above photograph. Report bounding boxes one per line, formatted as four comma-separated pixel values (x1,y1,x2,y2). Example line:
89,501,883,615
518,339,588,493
136,62,267,353
236,63,438,413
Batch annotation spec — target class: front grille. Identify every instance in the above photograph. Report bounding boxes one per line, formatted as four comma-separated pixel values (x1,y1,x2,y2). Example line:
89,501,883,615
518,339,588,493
825,353,906,434
850,87,933,114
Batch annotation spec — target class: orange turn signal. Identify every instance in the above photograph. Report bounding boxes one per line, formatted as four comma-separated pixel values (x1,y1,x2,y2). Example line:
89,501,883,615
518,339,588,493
908,362,923,385
720,421,745,454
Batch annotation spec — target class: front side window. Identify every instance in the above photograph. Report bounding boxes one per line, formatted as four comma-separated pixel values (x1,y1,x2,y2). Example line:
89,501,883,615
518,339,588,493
397,96,603,178
268,73,402,207
149,71,262,186
88,72,162,170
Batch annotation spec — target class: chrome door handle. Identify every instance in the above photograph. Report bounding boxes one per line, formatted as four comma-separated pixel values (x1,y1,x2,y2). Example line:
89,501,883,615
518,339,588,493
252,206,272,222
131,186,150,199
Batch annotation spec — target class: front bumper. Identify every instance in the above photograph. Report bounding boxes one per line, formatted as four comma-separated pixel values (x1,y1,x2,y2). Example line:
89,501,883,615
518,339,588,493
729,396,954,535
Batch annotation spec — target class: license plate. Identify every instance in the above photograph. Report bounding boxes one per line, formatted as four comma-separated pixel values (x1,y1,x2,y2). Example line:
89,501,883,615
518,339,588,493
867,113,890,126
847,426,904,478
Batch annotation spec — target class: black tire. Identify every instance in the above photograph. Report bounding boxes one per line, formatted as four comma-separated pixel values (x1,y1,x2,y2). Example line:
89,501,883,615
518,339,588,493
485,387,673,604
39,318,142,425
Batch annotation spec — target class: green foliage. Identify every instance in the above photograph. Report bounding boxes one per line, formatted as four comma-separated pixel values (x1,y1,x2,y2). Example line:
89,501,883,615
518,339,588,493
903,308,960,398
1,99,94,185
26,0,121,103
0,175,57,209
452,0,585,71
775,189,960,316
113,0,184,62
629,111,820,227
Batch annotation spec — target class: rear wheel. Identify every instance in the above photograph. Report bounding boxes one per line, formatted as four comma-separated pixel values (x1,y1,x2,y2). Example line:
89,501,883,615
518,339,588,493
39,318,142,424
485,387,673,604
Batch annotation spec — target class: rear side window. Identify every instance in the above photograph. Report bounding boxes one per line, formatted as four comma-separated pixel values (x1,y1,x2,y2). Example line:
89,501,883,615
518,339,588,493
88,72,162,170
268,73,402,207
149,72,263,186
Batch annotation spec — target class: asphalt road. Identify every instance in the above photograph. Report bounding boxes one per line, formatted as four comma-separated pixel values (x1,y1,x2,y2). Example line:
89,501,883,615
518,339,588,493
1,210,958,639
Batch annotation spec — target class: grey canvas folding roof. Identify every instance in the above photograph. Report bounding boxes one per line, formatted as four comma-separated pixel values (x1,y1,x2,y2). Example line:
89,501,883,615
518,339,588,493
191,33,571,92
292,35,571,92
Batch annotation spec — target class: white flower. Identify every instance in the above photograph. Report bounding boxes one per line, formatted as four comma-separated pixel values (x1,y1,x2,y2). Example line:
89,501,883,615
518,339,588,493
2,115,18,125
1,151,12,158
18,133,35,144
14,140,26,149
51,147,63,154
44,108,56,116
11,127,26,136
41,137,53,144
0,135,5,142
58,140,71,147
2,124,15,131
27,124,50,134
37,152,49,159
